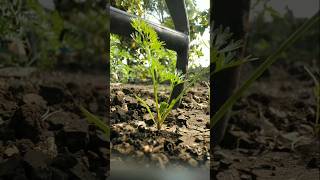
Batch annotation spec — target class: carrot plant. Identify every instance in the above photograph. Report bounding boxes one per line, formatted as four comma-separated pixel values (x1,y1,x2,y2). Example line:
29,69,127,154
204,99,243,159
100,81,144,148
130,19,251,130
130,19,186,130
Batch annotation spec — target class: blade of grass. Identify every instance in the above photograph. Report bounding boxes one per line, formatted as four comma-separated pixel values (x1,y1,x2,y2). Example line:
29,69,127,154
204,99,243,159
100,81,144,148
211,11,320,127
79,106,110,140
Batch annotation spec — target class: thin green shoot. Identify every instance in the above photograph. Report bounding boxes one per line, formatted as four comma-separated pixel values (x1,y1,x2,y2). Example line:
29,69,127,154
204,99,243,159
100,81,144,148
211,11,320,127
79,106,110,140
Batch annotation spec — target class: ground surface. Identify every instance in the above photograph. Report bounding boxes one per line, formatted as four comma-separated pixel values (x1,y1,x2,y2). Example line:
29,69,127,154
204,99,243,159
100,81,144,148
110,83,210,171
0,59,318,180
0,68,109,180
213,60,320,180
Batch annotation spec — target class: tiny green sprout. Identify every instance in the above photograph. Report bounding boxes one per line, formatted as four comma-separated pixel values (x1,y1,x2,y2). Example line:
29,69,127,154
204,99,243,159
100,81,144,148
79,106,110,140
304,66,320,136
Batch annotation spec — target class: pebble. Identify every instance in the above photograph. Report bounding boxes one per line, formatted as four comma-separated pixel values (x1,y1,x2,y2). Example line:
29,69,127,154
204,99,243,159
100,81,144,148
4,145,19,157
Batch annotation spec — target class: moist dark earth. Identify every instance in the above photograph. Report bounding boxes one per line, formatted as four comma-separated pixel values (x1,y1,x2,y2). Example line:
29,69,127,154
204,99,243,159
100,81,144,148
213,60,320,180
110,83,210,170
0,59,319,180
0,68,109,180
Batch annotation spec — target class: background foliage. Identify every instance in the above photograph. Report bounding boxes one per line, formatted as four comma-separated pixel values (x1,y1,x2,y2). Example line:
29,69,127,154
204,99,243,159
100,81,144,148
110,0,209,83
0,0,107,70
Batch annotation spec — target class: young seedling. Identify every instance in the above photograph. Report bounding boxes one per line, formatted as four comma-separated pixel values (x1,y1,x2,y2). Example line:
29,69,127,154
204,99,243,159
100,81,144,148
304,66,320,136
130,19,186,130
130,19,248,130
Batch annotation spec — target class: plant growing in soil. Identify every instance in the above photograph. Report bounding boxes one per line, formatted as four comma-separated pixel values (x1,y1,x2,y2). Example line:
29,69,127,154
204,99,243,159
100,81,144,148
130,19,251,130
304,66,320,135
130,19,186,130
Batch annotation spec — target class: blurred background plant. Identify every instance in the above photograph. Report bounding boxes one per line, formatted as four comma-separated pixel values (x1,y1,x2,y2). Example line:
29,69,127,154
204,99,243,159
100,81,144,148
110,0,210,83
249,0,319,65
0,0,108,71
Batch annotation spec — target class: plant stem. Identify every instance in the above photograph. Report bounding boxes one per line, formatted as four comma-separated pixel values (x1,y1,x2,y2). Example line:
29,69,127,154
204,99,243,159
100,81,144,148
147,46,161,130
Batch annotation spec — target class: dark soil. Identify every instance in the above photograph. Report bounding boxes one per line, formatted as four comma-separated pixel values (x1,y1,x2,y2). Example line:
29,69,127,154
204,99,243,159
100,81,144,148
0,68,109,180
213,60,320,180
0,59,318,180
110,83,210,170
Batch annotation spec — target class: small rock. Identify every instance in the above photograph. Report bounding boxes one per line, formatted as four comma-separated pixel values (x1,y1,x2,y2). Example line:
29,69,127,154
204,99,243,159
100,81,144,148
125,96,139,109
146,99,154,107
114,142,134,155
143,114,155,126
35,136,58,158
177,114,188,127
4,145,19,157
23,150,49,169
177,114,186,121
195,136,204,143
143,145,152,153
114,91,125,105
116,107,129,122
46,111,79,131
193,95,201,103
164,140,175,153
138,124,146,132
22,93,47,107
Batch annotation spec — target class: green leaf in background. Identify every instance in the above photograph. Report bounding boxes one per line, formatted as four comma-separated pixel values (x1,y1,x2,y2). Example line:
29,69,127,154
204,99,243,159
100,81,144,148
211,11,320,127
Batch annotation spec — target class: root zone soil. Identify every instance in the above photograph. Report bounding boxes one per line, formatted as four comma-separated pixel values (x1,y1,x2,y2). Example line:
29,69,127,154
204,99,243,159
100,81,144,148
110,83,210,169
213,61,320,180
0,69,109,180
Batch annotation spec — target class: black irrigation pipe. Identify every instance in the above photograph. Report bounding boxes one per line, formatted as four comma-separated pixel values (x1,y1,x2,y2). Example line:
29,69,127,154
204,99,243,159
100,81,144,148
110,6,189,53
110,3,190,104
